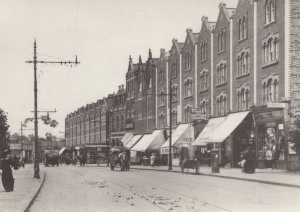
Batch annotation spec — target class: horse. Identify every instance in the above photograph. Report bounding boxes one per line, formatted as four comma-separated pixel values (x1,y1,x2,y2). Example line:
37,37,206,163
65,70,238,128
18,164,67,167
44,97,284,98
180,158,199,174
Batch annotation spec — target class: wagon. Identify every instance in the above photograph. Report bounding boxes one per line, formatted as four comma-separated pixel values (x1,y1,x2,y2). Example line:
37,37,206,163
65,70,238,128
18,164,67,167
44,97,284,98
179,147,199,174
109,147,130,171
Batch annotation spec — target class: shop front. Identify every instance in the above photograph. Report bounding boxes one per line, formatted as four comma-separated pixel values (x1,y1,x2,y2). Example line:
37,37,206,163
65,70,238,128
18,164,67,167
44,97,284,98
160,123,194,166
130,130,165,164
252,106,287,169
193,111,253,168
84,144,109,164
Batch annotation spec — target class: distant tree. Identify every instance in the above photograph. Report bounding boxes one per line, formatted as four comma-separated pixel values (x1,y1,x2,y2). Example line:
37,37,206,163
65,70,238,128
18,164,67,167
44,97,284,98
288,116,300,154
0,108,10,153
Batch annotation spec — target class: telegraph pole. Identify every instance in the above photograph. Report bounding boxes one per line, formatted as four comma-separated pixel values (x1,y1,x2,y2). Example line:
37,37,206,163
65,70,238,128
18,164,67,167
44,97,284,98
26,39,80,179
168,77,172,170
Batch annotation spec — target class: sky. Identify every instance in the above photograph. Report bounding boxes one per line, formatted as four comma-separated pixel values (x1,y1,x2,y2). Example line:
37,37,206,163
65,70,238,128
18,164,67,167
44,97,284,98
0,0,238,138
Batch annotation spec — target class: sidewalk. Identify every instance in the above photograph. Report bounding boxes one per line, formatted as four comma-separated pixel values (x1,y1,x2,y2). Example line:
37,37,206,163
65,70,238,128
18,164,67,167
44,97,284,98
128,165,300,188
0,164,45,212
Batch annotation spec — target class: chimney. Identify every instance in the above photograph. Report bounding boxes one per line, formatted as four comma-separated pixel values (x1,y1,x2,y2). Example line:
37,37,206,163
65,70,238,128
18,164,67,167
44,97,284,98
201,16,208,22
219,2,226,9
186,28,193,33
139,55,142,64
149,49,152,59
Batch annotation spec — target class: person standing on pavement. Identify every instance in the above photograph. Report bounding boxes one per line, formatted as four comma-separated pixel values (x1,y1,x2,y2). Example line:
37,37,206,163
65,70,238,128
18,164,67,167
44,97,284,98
0,150,14,192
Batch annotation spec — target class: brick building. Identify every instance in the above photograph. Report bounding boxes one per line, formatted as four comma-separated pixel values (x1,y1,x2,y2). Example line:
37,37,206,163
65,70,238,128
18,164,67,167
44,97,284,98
110,85,127,146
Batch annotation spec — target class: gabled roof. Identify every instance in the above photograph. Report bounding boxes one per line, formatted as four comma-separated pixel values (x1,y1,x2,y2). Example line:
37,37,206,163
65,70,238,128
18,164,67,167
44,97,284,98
200,16,216,33
171,39,184,54
218,3,236,22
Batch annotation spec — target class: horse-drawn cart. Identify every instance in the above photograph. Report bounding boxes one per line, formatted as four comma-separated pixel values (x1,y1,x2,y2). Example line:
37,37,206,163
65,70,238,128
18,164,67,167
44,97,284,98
179,147,199,174
110,147,130,171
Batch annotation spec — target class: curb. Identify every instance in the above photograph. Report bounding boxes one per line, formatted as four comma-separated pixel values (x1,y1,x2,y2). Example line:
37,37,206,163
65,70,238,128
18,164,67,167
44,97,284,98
130,167,300,189
16,170,46,212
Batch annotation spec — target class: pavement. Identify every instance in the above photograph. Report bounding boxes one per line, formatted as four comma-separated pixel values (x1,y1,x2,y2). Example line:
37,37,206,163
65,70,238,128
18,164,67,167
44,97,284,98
0,164,45,212
129,164,300,189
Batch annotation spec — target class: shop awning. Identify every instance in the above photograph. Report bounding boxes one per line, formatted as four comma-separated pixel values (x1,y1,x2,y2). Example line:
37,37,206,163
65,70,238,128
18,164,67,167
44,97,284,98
161,123,193,149
207,111,250,143
121,132,134,145
124,135,143,149
59,147,66,155
192,117,226,146
131,130,165,152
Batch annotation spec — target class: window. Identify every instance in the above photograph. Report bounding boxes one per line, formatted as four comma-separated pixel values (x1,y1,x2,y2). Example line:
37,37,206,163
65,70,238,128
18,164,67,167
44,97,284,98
184,79,193,97
237,50,250,77
159,69,165,84
138,82,142,92
172,110,177,126
200,41,207,61
200,70,209,91
265,0,276,25
171,59,177,77
185,53,191,70
262,34,279,66
148,77,152,89
238,16,247,40
262,77,279,104
159,91,165,106
217,94,227,115
217,31,225,52
184,106,191,123
217,62,227,85
172,85,178,102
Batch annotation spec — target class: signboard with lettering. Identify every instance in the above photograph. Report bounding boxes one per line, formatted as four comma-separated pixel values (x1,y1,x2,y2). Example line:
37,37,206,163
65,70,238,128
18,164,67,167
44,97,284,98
254,110,283,121
191,108,207,120
10,143,22,150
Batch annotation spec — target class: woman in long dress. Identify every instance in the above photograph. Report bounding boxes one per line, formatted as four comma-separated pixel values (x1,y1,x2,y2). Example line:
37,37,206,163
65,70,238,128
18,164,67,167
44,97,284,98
1,150,14,192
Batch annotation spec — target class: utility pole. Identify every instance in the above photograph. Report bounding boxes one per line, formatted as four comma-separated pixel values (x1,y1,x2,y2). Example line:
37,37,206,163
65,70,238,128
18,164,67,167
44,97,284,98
168,77,172,170
26,39,80,179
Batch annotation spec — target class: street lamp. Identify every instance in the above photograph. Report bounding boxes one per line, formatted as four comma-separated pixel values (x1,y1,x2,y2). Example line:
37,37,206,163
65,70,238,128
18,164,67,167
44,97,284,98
106,138,110,166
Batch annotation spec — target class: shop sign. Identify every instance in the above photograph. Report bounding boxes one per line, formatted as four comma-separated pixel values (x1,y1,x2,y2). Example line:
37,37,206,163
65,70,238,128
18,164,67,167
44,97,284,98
267,102,286,108
10,143,22,150
288,142,296,155
75,146,80,150
160,147,179,154
191,108,207,120
175,137,194,146
126,123,133,129
255,110,283,121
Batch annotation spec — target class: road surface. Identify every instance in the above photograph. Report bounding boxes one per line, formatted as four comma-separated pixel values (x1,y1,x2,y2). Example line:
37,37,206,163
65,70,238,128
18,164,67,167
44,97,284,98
29,165,300,212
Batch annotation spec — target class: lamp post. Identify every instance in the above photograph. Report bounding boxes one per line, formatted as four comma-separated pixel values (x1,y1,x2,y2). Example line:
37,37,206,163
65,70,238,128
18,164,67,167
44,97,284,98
106,138,110,166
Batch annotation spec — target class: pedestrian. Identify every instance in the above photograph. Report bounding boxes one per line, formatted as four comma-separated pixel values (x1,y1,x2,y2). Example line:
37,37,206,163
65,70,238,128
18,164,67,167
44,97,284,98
272,145,278,169
0,150,14,192
150,153,156,167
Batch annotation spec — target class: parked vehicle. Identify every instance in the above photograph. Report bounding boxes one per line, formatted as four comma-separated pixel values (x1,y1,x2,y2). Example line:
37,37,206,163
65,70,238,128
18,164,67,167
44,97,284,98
44,150,60,167
110,146,129,171
179,147,199,174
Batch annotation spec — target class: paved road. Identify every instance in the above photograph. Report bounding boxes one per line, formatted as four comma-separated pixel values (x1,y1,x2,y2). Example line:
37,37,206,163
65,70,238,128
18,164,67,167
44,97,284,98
29,165,300,212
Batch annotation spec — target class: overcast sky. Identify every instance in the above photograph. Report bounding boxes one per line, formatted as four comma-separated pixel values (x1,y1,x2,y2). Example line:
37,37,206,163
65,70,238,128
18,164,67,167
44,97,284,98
0,0,238,138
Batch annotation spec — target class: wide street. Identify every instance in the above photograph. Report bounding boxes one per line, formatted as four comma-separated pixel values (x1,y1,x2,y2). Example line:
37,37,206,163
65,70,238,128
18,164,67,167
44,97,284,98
29,165,300,212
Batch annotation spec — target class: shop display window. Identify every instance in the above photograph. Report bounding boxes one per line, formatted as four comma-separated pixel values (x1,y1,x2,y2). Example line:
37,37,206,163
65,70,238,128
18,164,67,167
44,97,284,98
257,126,286,162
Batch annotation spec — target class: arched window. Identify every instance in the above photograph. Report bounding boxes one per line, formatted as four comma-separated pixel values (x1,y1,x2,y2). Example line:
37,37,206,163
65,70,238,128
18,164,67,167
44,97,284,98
218,33,221,52
266,0,271,24
273,79,278,102
274,38,279,60
239,19,243,40
270,1,276,22
267,79,272,102
245,53,249,73
148,77,152,89
246,89,250,110
243,17,247,38
241,88,246,110
221,31,225,50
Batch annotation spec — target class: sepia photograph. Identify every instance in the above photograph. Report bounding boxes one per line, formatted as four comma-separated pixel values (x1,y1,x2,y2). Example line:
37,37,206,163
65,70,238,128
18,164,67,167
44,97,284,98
0,0,300,211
